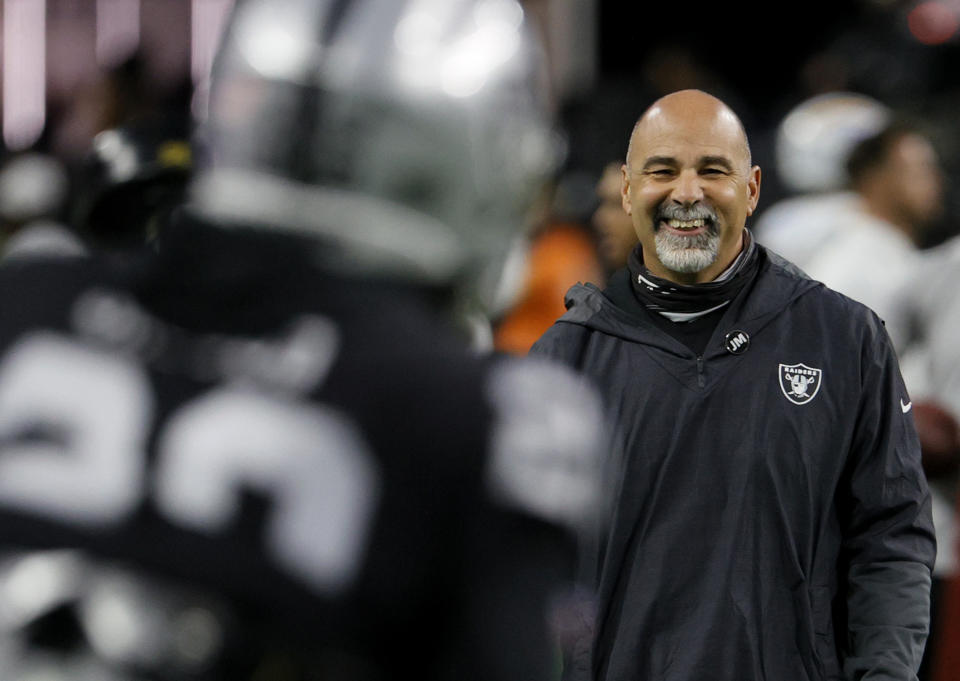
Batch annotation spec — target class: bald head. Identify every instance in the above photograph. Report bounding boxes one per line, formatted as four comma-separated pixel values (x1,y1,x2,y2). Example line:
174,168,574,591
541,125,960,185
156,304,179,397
618,88,762,284
626,90,751,172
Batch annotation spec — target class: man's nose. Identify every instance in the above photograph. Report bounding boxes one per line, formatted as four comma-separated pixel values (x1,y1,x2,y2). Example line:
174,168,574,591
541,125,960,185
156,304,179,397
671,169,704,205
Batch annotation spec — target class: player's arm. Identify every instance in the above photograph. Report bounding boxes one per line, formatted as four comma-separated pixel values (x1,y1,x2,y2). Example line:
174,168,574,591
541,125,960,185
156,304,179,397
441,358,609,681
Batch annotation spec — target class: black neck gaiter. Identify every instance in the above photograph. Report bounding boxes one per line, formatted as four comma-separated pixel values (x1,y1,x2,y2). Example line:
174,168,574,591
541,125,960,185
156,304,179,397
628,231,759,318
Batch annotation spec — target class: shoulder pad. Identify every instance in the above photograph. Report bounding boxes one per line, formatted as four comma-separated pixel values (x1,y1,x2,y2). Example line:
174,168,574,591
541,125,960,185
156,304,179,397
484,356,607,533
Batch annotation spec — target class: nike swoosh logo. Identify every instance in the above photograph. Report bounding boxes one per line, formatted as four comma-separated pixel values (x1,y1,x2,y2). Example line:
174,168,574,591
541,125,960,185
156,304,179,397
901,399,912,413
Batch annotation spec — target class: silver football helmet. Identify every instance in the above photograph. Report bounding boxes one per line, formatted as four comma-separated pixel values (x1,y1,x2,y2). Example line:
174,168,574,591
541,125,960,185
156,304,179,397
191,0,562,314
775,92,890,194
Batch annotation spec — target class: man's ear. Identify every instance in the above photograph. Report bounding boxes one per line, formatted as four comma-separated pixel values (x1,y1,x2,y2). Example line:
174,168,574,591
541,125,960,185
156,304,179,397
745,165,762,216
620,164,632,216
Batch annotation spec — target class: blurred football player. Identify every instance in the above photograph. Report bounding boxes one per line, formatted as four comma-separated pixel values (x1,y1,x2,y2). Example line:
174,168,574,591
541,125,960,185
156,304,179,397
70,117,193,253
798,119,944,327
753,92,891,268
0,1,608,680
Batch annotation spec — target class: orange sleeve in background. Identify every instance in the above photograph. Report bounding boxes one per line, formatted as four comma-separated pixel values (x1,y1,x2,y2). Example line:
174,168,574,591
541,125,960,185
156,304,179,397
494,223,605,355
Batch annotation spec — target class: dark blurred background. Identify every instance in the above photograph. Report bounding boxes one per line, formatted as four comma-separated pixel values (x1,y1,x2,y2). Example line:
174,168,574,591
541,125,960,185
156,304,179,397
581,0,960,246
1,0,959,245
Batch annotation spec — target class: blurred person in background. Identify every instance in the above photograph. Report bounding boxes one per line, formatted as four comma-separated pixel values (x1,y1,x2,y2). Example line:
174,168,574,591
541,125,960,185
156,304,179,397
886,237,960,681
494,172,607,355
798,119,944,327
592,161,638,275
1,119,192,263
49,52,193,164
754,92,891,268
0,152,86,261
69,117,193,254
493,216,604,355
493,159,635,356
0,1,609,680
533,89,935,681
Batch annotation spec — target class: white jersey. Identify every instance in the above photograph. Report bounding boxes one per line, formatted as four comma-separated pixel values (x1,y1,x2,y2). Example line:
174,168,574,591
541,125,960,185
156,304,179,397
759,192,919,326
890,236,960,577
754,192,862,271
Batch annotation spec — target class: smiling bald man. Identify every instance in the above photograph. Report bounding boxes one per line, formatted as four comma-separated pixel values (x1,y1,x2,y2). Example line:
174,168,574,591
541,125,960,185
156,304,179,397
622,90,760,284
533,90,935,681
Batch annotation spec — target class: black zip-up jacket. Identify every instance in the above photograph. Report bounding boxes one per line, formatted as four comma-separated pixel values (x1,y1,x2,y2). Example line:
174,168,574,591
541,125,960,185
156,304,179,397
531,246,936,681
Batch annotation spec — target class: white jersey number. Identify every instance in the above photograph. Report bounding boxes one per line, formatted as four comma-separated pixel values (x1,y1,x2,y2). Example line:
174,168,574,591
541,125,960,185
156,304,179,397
0,332,379,593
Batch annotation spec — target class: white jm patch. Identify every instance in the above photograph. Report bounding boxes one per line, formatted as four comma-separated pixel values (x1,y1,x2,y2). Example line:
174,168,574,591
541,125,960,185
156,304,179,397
779,363,822,405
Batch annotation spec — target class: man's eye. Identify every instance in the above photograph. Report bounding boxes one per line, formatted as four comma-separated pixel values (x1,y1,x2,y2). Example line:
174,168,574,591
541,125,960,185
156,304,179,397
702,168,726,175
649,169,674,176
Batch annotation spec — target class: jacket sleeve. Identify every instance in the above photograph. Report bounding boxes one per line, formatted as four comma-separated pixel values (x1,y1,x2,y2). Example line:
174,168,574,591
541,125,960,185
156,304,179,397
529,322,592,368
840,314,937,681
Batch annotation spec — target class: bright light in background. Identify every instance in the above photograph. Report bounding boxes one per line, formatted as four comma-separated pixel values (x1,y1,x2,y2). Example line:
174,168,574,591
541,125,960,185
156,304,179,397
3,0,46,151
192,0,234,84
96,0,140,68
908,1,959,45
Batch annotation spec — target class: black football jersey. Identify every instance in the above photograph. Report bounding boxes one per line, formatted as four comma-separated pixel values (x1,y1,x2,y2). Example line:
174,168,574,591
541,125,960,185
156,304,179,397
0,222,607,681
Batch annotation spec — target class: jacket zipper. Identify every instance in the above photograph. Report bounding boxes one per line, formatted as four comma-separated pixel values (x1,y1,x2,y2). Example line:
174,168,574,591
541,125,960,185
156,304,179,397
697,355,705,387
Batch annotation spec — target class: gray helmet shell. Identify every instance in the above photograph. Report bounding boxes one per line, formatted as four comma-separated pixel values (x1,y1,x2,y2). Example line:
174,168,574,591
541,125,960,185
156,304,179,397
191,0,561,310
775,92,890,194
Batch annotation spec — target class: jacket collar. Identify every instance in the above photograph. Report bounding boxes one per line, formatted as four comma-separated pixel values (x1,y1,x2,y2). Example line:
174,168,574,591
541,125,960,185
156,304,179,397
557,245,821,354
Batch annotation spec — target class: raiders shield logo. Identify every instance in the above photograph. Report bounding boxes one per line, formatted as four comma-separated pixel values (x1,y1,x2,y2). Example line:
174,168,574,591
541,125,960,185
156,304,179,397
779,363,822,405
